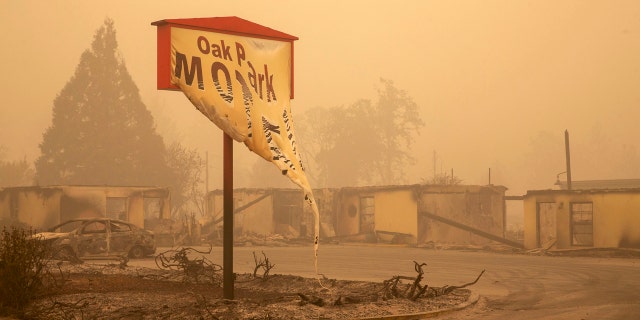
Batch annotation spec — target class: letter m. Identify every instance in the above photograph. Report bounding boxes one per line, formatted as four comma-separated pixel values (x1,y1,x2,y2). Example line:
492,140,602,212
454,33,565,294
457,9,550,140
175,51,204,90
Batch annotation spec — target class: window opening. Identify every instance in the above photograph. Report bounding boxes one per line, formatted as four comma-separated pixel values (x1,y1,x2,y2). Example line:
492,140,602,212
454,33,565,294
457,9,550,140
110,221,131,233
144,198,162,220
106,197,127,221
571,202,593,246
83,221,107,234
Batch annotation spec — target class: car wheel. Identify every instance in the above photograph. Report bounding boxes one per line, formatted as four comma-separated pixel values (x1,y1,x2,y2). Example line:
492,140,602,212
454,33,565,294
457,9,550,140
129,246,145,259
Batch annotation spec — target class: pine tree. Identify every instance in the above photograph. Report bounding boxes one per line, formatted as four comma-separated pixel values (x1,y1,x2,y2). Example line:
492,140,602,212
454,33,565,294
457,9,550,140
35,19,170,186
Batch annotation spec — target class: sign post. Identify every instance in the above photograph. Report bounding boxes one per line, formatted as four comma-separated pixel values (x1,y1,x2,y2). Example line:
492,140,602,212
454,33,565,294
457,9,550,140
222,132,233,299
152,17,320,299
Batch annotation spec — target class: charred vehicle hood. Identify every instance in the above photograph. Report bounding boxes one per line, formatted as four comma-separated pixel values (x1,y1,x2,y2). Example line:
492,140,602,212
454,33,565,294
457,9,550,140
34,232,71,240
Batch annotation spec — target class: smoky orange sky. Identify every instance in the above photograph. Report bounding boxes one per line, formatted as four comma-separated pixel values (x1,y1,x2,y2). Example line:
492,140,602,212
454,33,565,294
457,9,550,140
1,0,640,198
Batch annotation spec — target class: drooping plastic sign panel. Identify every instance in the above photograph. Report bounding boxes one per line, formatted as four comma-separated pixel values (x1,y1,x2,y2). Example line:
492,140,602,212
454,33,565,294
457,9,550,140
152,17,321,270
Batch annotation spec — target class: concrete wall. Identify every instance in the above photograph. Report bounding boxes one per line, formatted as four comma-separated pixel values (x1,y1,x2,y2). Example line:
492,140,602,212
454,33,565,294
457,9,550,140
60,187,108,222
524,194,546,249
524,189,640,249
0,186,170,230
207,189,309,237
236,190,275,236
419,191,468,244
204,185,507,246
0,187,62,228
537,202,557,247
208,192,223,224
335,191,362,236
329,185,505,245
418,185,506,245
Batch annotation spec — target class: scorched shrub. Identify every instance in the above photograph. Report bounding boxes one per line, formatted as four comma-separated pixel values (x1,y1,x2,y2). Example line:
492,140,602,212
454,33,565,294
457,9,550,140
0,226,51,315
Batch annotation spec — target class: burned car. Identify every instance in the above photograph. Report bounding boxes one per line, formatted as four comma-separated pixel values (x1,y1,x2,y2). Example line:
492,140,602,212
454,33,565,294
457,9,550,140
35,218,156,260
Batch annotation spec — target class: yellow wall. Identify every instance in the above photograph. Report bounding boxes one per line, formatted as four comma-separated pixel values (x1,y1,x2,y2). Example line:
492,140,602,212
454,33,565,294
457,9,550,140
19,190,62,228
0,186,170,230
523,196,539,249
336,194,361,235
592,193,640,248
374,189,418,238
63,186,171,228
332,185,505,245
128,196,145,228
203,185,505,246
0,188,63,229
524,190,640,249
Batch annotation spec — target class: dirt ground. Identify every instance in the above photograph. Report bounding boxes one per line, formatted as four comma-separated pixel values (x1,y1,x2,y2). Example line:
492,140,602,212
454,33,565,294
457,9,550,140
21,262,473,320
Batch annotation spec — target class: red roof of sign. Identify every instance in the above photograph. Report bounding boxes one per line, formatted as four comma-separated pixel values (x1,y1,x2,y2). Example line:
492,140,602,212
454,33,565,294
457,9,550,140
151,16,298,41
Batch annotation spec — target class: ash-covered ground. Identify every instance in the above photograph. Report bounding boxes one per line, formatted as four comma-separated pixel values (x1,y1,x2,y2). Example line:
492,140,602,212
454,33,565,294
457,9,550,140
23,262,472,320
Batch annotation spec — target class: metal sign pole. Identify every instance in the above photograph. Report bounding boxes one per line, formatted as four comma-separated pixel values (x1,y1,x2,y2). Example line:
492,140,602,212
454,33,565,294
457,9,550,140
223,133,234,299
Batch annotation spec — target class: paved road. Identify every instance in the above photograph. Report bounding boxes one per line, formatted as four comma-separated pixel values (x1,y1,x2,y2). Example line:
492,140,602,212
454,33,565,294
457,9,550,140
129,244,640,319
